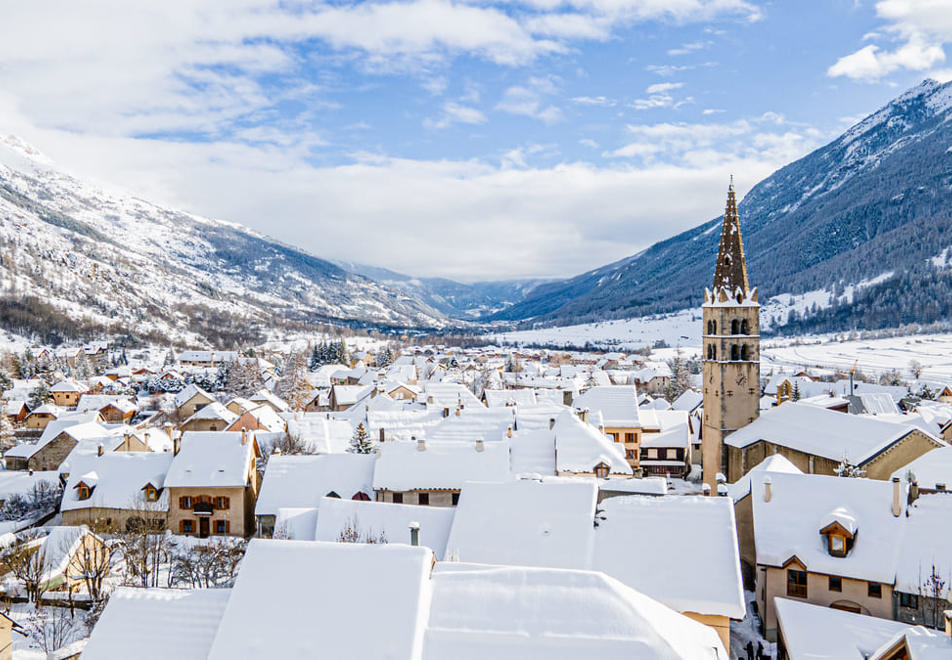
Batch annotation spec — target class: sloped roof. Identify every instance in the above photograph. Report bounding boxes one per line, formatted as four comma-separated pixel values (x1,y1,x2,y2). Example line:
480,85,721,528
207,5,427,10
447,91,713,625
164,432,254,488
83,588,230,660
573,385,641,428
553,412,631,475
61,452,173,512
372,439,511,491
254,454,375,517
207,540,433,659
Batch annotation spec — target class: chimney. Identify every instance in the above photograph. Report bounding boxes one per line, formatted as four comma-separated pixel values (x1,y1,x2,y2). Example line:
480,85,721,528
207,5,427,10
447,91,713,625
443,407,450,418
164,423,174,443
173,434,181,456
379,428,385,443
763,476,772,503
123,432,131,448
427,395,435,405
892,477,902,517
944,610,952,638
409,521,420,547
475,438,485,452
28,469,34,477
241,427,248,445
549,418,556,430
506,426,513,439
273,447,282,456
580,408,590,424
415,436,426,451
909,479,920,505
97,443,104,457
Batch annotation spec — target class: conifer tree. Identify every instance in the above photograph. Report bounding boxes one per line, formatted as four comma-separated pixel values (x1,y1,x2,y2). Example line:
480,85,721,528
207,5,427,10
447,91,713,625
28,383,51,409
349,423,374,454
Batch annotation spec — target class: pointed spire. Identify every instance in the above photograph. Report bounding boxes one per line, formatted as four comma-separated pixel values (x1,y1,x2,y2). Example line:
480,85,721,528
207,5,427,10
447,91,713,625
712,178,750,293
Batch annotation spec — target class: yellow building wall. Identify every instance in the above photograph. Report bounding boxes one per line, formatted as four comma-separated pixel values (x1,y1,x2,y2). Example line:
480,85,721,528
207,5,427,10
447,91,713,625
683,612,731,652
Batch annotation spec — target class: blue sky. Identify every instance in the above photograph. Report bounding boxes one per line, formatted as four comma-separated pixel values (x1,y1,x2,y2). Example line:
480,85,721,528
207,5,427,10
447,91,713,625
0,1,950,280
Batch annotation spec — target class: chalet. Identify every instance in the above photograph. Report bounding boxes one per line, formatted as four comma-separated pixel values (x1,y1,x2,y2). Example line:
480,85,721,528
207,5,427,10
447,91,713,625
75,395,137,423
328,385,372,412
60,452,173,531
774,591,952,659
173,384,216,419
164,430,260,538
24,403,65,430
551,411,632,478
2,400,27,424
572,385,642,470
253,453,375,537
724,403,945,482
0,526,110,596
179,402,238,433
225,405,286,434
638,409,691,477
743,471,952,640
177,350,239,367
4,419,142,472
224,397,255,416
373,438,510,506
248,389,289,414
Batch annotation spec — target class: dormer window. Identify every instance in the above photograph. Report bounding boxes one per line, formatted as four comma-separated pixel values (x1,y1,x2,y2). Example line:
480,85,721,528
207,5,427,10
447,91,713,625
820,509,857,558
144,485,158,502
594,463,609,478
77,484,91,500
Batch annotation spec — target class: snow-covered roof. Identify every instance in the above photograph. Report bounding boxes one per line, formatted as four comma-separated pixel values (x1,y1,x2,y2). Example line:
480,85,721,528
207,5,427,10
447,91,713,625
0,470,58,502
774,596,952,660
426,562,727,660
183,401,238,425
727,453,802,503
207,540,433,659
173,383,216,409
509,429,556,475
49,379,88,393
445,477,596,569
725,402,942,464
83,587,230,660
315,496,455,558
373,439,511,492
572,385,641,428
285,413,353,453
593,495,745,619
75,395,137,414
483,389,538,408
422,382,482,408
249,388,289,412
599,476,668,496
892,445,952,490
164,431,254,489
670,389,703,412
254,454,375,517
61,452,173,512
553,412,632,475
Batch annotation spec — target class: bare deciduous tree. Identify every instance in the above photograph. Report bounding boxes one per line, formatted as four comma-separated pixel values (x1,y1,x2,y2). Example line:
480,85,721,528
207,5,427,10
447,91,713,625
0,533,48,606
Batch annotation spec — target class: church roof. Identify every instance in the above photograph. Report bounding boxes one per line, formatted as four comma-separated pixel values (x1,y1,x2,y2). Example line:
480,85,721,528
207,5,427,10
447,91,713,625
712,180,750,293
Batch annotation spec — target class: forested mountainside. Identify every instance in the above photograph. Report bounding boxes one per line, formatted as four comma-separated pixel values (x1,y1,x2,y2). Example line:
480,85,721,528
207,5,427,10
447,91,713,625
493,79,952,335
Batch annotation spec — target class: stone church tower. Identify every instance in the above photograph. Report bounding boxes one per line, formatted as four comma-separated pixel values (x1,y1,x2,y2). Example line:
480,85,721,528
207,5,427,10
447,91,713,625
702,180,760,494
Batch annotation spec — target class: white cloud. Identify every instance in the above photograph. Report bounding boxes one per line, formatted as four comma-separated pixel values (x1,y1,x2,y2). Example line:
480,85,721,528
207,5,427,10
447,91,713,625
828,0,950,81
424,101,488,129
645,82,684,94
496,77,564,123
571,95,617,106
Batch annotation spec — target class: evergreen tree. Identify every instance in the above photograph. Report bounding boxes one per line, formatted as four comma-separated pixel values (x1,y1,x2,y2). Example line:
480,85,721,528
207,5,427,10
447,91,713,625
792,381,801,401
28,383,51,409
349,423,375,454
309,344,321,371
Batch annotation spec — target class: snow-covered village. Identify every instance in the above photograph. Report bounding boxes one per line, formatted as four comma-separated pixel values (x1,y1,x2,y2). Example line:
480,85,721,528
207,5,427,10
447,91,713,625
4,2,952,659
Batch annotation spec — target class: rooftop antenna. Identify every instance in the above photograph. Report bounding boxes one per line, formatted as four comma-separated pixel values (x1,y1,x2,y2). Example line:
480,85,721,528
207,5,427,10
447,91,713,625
849,360,858,394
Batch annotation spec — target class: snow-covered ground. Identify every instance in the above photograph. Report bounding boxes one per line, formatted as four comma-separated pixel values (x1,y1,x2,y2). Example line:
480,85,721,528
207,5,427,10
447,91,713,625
762,333,952,381
492,309,702,351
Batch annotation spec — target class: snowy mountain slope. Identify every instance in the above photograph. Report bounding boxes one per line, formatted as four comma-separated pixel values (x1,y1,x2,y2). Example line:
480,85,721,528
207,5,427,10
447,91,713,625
493,79,952,333
0,135,448,346
332,260,548,318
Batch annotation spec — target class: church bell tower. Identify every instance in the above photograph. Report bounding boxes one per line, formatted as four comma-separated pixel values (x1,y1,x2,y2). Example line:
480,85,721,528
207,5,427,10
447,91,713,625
702,179,760,494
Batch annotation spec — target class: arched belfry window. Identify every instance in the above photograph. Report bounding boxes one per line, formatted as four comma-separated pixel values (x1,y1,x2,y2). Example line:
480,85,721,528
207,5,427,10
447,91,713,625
741,319,750,335
707,345,717,360
711,320,717,335
741,345,750,361
730,345,740,361
731,319,740,335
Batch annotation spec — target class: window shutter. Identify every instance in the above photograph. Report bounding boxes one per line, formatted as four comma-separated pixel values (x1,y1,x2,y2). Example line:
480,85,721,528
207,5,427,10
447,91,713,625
225,520,230,534
223,497,230,509
179,497,185,508
179,520,185,533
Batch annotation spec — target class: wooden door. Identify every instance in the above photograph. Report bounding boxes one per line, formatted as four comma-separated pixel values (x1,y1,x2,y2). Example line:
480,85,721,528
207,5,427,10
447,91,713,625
199,517,210,539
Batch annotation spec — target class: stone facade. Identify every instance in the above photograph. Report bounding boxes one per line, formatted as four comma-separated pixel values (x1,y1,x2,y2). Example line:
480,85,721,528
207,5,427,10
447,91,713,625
167,483,258,538
702,183,760,494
